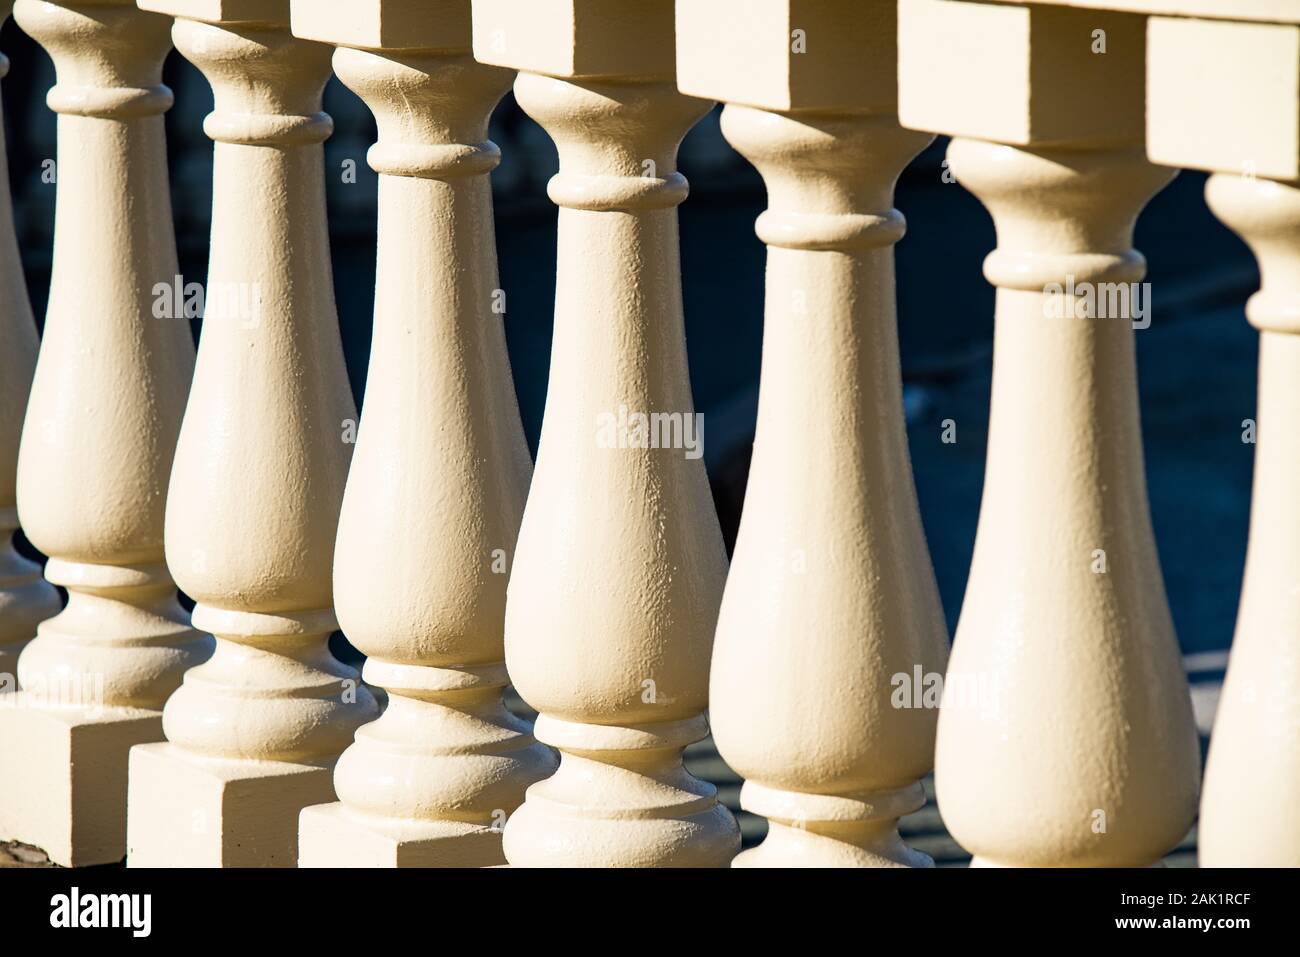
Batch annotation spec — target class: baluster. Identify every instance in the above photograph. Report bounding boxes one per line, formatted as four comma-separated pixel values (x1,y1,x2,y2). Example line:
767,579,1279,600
1199,177,1300,865
899,0,1199,866
0,0,60,683
127,0,378,867
471,0,739,866
1140,12,1300,866
0,0,208,867
676,0,948,866
290,0,556,868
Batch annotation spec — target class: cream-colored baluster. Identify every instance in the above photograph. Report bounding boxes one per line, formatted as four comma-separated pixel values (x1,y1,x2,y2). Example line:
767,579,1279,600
1198,174,1300,864
127,0,378,867
0,0,208,868
899,0,1199,866
0,0,60,683
471,0,739,866
1199,175,1300,865
676,0,948,867
1140,12,1300,866
290,0,555,868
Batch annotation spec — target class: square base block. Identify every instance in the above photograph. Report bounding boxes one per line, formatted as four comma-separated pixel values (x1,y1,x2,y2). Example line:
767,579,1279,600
0,696,162,867
298,802,506,867
127,743,335,867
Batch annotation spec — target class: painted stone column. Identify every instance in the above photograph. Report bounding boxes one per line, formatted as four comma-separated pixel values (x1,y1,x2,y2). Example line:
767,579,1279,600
291,0,555,868
1199,175,1300,864
899,0,1199,866
676,0,949,867
127,0,378,867
0,0,208,867
1140,12,1300,866
471,0,739,867
0,0,60,684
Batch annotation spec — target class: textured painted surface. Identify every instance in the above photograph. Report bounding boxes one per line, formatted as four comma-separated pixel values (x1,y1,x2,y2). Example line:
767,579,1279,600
127,2,378,867
675,0,950,868
899,0,1201,868
12,0,206,710
1198,175,1300,865
706,105,948,868
292,0,555,868
0,0,209,867
0,0,60,681
934,138,1200,866
1140,9,1300,867
474,0,739,867
500,73,738,867
0,0,1284,871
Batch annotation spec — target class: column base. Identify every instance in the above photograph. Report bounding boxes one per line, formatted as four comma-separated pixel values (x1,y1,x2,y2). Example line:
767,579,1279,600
735,780,933,868
735,820,934,868
0,695,161,867
298,802,506,867
502,715,740,867
504,795,738,867
127,742,334,867
969,855,1167,868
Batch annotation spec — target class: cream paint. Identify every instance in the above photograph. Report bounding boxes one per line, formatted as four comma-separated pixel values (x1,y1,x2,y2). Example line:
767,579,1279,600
897,0,1202,869
1136,8,1300,867
674,0,950,868
473,0,740,867
0,0,209,868
935,138,1200,866
1198,174,1300,865
708,105,948,868
0,0,60,683
291,0,556,868
0,0,1284,871
127,1,378,867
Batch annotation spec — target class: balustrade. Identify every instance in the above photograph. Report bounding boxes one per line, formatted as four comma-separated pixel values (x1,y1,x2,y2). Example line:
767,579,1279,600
0,0,1292,872
126,0,378,867
290,0,556,868
0,0,209,867
676,0,949,867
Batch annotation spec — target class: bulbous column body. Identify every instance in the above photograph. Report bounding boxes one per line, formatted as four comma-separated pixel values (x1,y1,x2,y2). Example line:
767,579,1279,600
935,139,1200,867
709,105,947,868
0,1,60,681
293,16,555,867
1199,173,1300,866
0,0,208,867
126,5,378,867
498,72,738,867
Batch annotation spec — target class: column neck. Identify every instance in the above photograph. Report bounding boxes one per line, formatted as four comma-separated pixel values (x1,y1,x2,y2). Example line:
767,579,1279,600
1206,173,1300,335
722,106,930,252
514,71,707,213
15,0,173,119
333,45,509,181
173,17,332,148
950,138,1171,292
